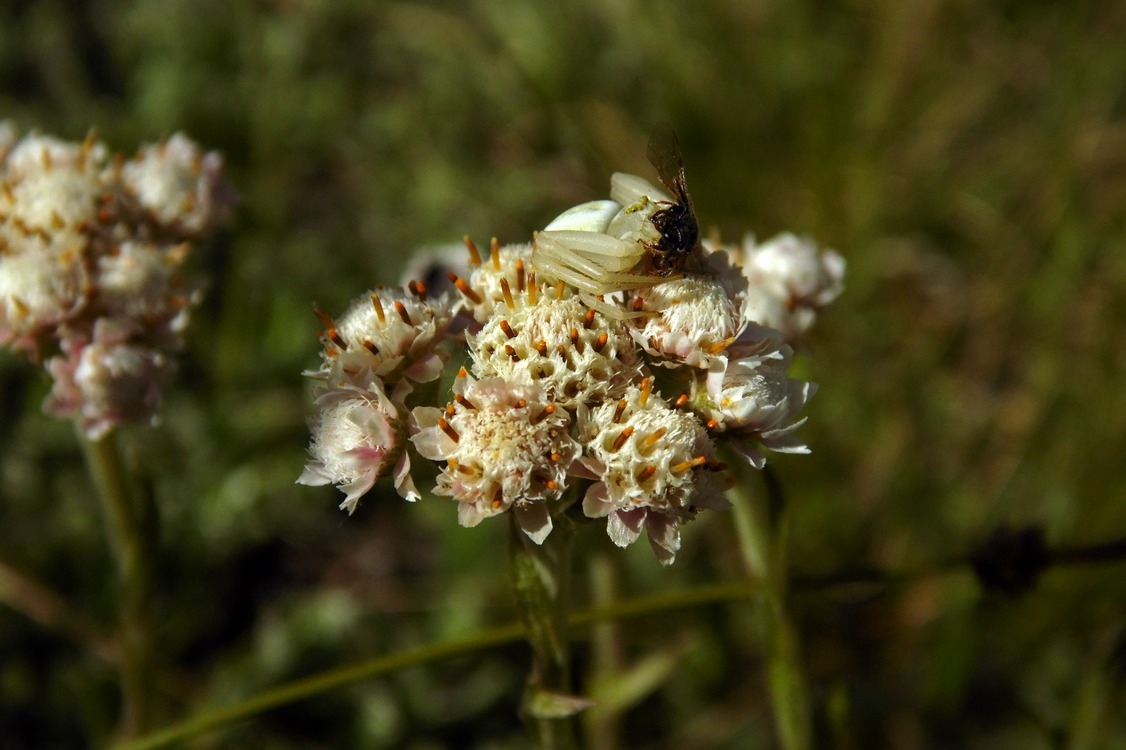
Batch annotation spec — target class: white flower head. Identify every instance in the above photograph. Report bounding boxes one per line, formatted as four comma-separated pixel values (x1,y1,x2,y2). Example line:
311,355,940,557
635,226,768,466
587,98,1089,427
44,319,170,439
123,133,235,238
0,125,230,435
299,127,842,565
0,235,90,350
310,285,455,390
736,233,845,340
1,164,107,237
695,343,817,469
626,255,748,369
410,371,578,544
577,381,729,565
95,240,196,336
298,381,418,513
448,240,565,324
469,292,641,410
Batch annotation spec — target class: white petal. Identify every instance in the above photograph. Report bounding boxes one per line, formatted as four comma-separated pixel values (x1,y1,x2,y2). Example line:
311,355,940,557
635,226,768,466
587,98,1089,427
403,352,445,383
393,453,420,502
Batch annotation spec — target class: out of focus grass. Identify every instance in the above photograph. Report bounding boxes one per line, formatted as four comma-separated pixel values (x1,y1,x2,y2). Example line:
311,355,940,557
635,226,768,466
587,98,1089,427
2,1,1125,747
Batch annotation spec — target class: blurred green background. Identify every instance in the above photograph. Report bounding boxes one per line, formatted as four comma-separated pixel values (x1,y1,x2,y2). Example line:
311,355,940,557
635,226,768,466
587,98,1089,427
1,0,1125,747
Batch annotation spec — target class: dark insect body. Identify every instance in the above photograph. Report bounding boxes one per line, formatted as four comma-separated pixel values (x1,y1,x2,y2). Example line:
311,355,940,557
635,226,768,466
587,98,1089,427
644,122,700,276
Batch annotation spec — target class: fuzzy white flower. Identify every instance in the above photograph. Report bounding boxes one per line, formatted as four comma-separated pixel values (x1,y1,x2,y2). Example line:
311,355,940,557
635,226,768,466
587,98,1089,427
310,286,454,389
469,293,641,410
626,272,746,370
577,383,728,564
95,241,196,335
410,372,578,544
0,124,231,434
1,165,107,236
0,241,89,346
736,233,845,340
694,342,816,469
123,133,233,237
301,128,843,566
449,240,558,324
44,319,170,439
298,381,418,512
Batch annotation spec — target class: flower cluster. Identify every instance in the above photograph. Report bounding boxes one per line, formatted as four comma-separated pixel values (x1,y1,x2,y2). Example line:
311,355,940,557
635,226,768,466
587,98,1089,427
0,124,234,437
301,167,843,564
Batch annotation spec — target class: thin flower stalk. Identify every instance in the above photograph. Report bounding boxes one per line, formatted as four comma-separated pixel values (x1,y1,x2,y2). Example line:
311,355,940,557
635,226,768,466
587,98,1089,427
729,457,811,750
80,429,158,738
509,512,583,750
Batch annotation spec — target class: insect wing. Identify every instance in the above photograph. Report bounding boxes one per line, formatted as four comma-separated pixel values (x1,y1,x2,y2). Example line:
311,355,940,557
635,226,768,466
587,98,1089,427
646,122,693,209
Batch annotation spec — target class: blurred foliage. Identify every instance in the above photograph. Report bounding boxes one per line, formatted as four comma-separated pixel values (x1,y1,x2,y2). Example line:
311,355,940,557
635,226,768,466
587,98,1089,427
2,0,1125,747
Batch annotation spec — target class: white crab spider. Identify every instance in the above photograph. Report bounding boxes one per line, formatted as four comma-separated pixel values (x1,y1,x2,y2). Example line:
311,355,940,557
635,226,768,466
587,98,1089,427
532,172,676,301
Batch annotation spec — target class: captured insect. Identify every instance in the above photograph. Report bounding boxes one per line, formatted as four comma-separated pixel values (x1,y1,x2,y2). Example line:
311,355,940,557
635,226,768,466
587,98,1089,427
532,123,702,297
642,121,700,276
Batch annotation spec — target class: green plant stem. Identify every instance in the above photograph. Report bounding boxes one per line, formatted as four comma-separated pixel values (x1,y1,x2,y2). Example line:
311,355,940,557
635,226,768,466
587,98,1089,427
584,550,622,750
114,527,1126,750
509,514,578,750
112,580,756,750
729,462,811,750
80,428,157,738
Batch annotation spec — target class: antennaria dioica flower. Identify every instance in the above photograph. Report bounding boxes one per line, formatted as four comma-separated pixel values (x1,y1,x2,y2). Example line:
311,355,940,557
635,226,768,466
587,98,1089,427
298,126,844,747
